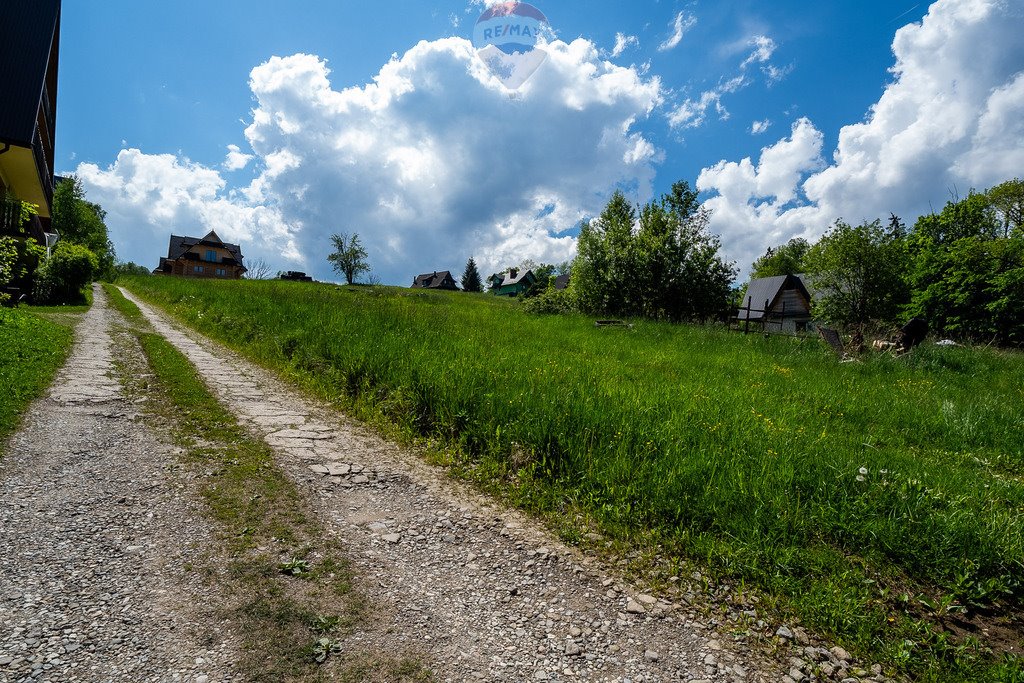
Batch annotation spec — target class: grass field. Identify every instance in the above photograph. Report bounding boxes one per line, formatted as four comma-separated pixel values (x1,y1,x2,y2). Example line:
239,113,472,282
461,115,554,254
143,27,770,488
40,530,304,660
121,276,1024,681
0,308,76,448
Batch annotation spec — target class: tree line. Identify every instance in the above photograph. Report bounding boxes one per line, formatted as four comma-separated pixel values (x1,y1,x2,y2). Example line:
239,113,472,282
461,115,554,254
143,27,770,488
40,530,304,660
753,178,1024,345
1,176,122,305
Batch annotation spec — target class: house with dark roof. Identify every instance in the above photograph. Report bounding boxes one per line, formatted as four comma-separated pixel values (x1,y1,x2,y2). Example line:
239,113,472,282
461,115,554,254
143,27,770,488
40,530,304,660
411,270,458,290
736,274,814,333
154,230,247,279
488,268,536,297
0,0,61,242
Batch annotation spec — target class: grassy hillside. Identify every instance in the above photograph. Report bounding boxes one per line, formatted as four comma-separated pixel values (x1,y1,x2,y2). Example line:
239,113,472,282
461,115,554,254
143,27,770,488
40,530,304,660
122,277,1024,681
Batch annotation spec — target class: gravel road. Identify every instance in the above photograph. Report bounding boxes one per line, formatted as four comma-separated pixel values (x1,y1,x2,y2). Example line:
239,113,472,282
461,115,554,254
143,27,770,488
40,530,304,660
116,288,790,683
0,287,239,683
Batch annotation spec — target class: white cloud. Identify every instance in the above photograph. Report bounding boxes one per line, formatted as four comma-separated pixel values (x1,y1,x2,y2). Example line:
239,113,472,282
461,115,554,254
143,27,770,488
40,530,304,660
740,35,776,69
76,149,302,269
223,144,253,171
608,33,639,59
75,38,662,282
658,12,697,52
762,63,793,86
698,0,1024,277
667,33,786,129
750,119,771,135
667,75,746,129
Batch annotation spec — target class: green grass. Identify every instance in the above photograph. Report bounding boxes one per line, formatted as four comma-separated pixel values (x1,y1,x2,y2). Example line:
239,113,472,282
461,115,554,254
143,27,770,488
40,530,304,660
113,287,429,682
0,308,76,448
120,276,1024,681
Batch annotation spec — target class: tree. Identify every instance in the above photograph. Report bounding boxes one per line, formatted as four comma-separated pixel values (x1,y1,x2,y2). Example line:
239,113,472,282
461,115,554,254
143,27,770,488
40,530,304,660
570,181,735,322
750,238,810,279
327,232,369,285
987,178,1024,237
906,186,1024,343
51,176,116,281
245,257,273,280
33,242,98,304
113,261,152,278
461,257,483,292
803,219,910,329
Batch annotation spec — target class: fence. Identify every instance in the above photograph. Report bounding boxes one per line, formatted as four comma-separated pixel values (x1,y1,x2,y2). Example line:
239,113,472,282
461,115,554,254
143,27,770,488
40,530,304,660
732,296,813,336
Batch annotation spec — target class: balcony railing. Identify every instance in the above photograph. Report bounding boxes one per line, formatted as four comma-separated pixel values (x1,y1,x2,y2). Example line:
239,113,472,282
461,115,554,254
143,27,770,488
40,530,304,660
32,130,53,208
0,196,24,235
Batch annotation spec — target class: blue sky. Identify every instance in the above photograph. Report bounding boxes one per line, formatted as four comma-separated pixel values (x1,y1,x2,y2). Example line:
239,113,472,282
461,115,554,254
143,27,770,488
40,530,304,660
56,0,1023,283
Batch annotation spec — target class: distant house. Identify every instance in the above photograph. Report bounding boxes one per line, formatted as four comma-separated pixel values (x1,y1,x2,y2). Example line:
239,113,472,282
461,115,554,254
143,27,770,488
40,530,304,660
737,274,814,333
154,230,247,279
0,0,62,243
553,274,570,291
280,271,313,282
411,270,458,290
489,268,536,297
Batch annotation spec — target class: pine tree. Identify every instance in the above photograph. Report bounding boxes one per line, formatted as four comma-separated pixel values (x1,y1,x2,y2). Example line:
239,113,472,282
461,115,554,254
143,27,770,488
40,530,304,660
462,257,483,292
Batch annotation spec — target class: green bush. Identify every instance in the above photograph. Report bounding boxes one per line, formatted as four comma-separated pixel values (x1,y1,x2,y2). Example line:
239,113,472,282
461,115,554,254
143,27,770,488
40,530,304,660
521,286,573,315
34,242,98,304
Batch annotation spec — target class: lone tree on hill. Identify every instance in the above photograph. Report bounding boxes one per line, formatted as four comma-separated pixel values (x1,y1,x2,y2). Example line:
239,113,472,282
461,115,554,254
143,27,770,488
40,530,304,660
327,232,369,284
462,256,483,292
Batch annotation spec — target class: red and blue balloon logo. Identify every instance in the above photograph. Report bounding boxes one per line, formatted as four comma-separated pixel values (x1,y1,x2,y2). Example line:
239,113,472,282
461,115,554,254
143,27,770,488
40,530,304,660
472,2,550,89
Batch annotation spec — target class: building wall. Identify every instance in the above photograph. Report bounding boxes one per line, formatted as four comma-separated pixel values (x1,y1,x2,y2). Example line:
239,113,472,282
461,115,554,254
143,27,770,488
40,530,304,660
175,243,244,278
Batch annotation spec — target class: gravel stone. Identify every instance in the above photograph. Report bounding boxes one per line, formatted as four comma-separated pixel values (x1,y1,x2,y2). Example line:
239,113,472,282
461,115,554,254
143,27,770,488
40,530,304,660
0,286,239,683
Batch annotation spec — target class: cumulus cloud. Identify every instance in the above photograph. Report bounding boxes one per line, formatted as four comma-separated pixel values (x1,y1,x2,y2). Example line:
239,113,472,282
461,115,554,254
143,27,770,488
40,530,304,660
223,144,253,171
76,149,302,269
699,0,1024,277
658,12,697,52
750,119,771,135
608,33,639,58
76,37,662,282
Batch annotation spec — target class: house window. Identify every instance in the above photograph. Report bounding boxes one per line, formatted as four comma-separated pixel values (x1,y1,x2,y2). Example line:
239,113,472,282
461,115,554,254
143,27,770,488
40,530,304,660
205,249,217,262
215,268,226,276
194,265,204,273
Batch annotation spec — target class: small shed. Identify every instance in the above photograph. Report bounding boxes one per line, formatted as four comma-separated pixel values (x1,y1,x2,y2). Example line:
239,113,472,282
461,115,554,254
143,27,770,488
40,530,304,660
411,270,458,290
488,268,536,297
737,274,814,333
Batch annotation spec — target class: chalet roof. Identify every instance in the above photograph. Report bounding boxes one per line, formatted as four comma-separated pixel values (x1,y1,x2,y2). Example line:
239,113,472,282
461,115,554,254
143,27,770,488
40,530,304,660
493,269,536,288
737,274,812,321
0,0,60,147
553,274,570,290
165,232,245,267
412,270,455,288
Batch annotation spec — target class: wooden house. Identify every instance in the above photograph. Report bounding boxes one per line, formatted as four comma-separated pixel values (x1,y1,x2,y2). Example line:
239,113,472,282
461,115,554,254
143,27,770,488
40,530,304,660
411,270,458,290
0,0,61,243
737,274,814,333
154,230,247,279
488,268,536,297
